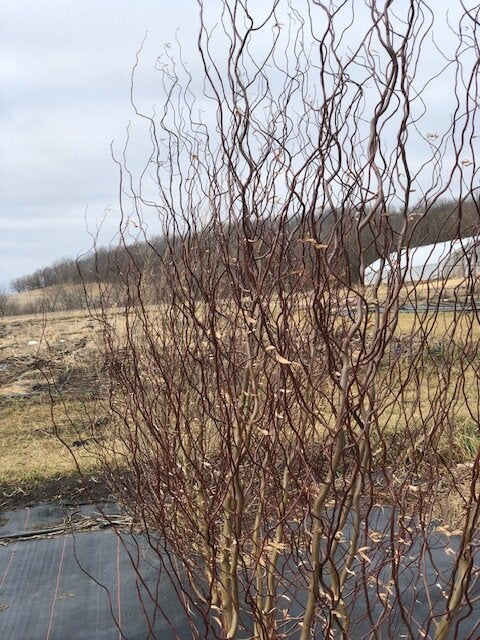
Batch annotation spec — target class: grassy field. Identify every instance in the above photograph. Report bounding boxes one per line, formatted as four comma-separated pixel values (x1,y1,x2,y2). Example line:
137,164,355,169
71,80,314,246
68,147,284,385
1,292,479,518
0,309,107,505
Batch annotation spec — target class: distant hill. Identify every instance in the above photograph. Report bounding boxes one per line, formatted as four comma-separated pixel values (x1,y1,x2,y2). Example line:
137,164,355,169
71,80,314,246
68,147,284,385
10,236,167,294
3,197,478,317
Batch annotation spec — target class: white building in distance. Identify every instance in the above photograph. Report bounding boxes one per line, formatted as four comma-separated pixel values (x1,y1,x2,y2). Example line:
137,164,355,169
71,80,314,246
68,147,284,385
364,236,480,285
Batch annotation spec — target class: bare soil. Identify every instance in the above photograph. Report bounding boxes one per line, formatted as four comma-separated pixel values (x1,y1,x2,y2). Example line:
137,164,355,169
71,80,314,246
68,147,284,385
0,309,110,507
0,473,114,510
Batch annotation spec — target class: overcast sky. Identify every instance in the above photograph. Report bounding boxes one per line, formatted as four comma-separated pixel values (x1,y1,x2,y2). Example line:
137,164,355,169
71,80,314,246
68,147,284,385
0,1,477,289
0,0,205,288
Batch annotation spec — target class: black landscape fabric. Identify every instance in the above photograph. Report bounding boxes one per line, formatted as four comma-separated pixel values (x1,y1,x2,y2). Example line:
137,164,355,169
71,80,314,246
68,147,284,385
0,505,479,639
0,505,189,640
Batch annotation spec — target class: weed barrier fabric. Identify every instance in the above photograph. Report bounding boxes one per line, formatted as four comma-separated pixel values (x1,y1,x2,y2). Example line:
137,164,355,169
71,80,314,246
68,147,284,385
0,529,191,640
0,506,190,640
0,503,120,539
0,506,479,639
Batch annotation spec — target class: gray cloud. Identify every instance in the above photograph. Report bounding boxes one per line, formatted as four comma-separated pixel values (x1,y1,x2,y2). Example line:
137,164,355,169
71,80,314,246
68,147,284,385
0,0,477,288
0,0,204,287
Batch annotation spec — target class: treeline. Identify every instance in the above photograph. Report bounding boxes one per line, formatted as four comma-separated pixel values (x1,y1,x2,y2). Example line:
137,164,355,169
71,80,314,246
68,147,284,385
0,284,90,318
10,239,167,293
5,197,479,310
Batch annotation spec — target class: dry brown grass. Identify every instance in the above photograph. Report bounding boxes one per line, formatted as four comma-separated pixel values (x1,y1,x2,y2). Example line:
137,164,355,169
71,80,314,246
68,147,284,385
365,276,477,304
0,308,108,496
1,290,479,518
5,282,104,314
394,309,480,337
0,395,99,487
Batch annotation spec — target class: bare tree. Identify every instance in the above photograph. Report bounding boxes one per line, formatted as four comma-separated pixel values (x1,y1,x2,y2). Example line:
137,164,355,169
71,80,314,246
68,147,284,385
0,286,10,318
66,1,480,638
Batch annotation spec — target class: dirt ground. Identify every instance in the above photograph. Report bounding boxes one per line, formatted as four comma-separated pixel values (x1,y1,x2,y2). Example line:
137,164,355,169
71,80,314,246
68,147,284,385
1,295,478,527
0,474,113,510
0,309,111,508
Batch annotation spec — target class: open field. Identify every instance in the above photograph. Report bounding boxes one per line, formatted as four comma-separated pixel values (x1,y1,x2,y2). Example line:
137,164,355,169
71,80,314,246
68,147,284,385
1,293,479,519
0,309,109,506
0,291,479,637
1,282,107,316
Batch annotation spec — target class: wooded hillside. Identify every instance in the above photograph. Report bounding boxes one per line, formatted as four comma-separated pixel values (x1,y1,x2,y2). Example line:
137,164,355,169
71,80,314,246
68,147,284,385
5,197,479,316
